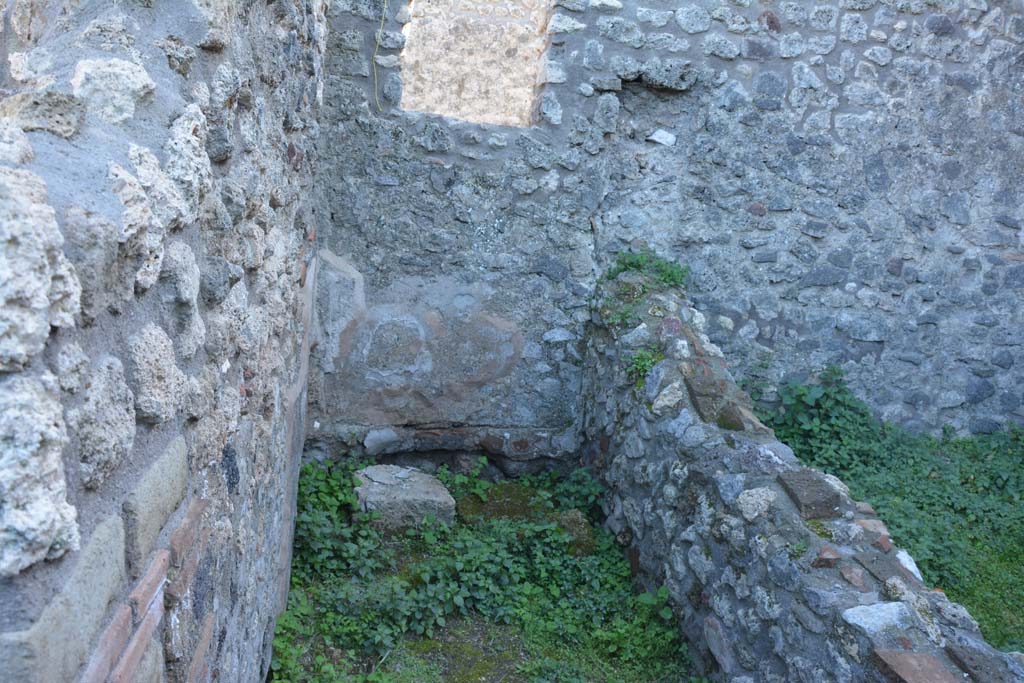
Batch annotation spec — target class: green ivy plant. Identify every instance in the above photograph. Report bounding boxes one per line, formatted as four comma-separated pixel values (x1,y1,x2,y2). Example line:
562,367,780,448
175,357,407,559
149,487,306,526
604,249,690,289
272,461,703,682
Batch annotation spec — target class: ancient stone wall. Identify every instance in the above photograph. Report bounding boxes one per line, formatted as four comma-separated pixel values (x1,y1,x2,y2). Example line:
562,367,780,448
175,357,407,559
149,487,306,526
0,1,326,681
590,0,1024,435
582,273,1023,682
313,0,1024,464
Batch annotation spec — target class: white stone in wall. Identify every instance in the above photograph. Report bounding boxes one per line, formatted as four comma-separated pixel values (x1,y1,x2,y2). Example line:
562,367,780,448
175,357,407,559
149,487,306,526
842,602,913,636
69,357,136,489
0,119,33,164
70,58,155,124
164,105,212,226
129,145,188,233
109,162,165,291
736,487,776,522
127,323,187,424
0,373,79,577
0,168,81,371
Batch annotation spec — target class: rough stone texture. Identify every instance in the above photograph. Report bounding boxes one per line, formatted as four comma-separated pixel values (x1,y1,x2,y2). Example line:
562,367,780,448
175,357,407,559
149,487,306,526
0,373,79,577
354,464,456,529
68,357,136,489
2,0,1022,679
582,275,1023,681
70,58,156,124
126,324,186,424
399,0,554,126
0,167,80,371
0,2,325,682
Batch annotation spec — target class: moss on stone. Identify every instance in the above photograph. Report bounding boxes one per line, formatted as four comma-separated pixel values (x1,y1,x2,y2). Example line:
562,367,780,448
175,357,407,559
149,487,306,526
554,508,597,557
806,519,833,540
405,617,527,683
456,482,541,522
456,482,597,557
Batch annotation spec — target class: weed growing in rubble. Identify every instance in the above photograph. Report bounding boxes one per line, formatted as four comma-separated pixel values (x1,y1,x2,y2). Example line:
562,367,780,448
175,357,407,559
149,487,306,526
605,249,690,289
627,347,664,389
599,249,690,330
763,366,1024,650
271,461,704,683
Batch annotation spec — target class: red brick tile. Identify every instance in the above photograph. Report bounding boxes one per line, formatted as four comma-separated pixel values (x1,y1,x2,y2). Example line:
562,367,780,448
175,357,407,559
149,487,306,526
167,528,209,604
109,589,165,683
840,563,872,592
873,650,961,683
129,549,169,625
812,545,841,568
169,499,208,568
187,614,216,683
873,535,893,552
79,604,133,683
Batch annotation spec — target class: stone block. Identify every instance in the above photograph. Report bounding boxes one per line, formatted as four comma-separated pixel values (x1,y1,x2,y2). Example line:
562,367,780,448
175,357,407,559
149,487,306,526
778,469,842,519
840,563,872,592
945,637,1022,683
873,650,961,683
69,356,136,489
71,58,155,124
354,465,455,529
842,602,913,637
127,324,186,423
123,437,188,576
812,545,841,568
856,551,922,586
0,168,81,371
0,373,79,576
736,487,776,521
0,515,126,683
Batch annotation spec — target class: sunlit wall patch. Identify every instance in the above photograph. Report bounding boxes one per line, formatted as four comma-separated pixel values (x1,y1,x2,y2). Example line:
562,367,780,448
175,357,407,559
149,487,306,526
398,0,554,127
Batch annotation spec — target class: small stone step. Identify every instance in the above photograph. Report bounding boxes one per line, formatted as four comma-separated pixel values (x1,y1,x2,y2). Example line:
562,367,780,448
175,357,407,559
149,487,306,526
354,465,455,530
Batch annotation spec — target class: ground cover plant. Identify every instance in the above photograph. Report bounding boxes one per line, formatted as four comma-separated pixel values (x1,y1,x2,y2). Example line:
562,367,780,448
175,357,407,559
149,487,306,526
271,458,704,683
762,366,1024,650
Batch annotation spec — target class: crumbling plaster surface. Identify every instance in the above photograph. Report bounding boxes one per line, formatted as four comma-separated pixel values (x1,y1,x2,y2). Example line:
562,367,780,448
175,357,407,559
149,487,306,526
0,1,325,681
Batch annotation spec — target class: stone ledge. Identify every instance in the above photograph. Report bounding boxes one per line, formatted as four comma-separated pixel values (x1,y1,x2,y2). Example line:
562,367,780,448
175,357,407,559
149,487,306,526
123,437,188,577
0,515,125,683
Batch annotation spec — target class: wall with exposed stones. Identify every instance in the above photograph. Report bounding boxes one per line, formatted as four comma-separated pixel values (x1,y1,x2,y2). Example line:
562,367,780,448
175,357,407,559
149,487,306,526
311,0,1024,469
0,1,326,681
1,0,1022,680
582,272,1024,682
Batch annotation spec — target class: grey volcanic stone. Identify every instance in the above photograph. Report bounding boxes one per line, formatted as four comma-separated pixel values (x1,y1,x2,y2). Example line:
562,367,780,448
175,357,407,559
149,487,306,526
355,465,456,529
778,470,843,519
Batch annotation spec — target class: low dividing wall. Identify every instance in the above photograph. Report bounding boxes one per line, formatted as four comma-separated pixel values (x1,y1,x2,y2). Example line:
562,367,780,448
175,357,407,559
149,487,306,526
582,272,1023,682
